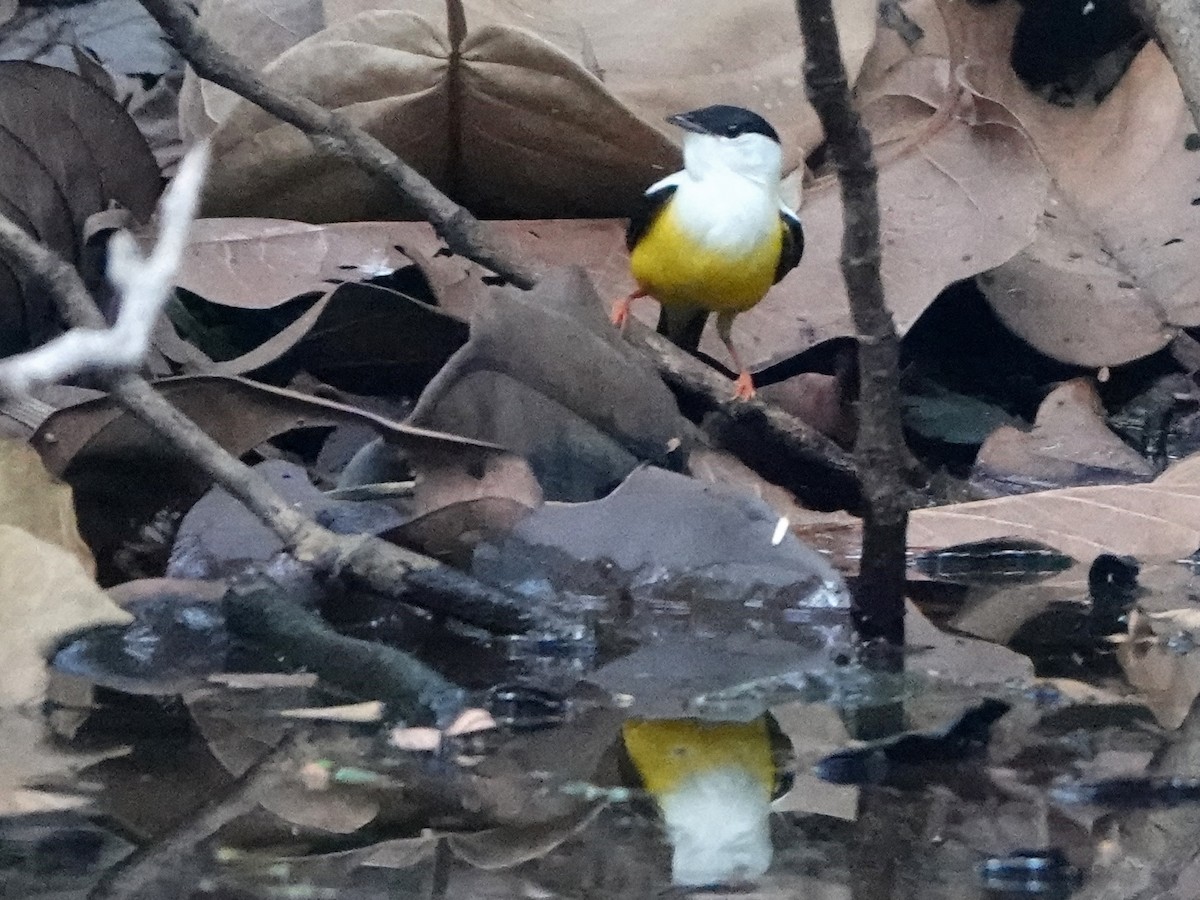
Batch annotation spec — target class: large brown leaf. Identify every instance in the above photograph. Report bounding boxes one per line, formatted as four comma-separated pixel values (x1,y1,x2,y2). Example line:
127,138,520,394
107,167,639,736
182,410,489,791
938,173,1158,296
0,61,160,353
944,0,1200,366
187,0,877,220
909,452,1200,565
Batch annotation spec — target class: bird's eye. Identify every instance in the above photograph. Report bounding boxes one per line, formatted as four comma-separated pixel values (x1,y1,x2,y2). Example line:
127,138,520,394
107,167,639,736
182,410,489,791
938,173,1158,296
726,124,739,136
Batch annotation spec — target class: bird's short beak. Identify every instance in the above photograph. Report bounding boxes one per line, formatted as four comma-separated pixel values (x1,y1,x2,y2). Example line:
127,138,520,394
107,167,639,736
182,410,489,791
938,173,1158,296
666,111,711,135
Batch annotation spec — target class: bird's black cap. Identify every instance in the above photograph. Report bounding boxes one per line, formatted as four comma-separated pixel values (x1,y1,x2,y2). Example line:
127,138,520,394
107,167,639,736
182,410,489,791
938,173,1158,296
666,104,780,143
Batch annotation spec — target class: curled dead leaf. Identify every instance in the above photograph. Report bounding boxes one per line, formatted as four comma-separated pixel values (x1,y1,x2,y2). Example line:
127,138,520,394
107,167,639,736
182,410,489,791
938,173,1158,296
971,377,1155,496
32,375,541,566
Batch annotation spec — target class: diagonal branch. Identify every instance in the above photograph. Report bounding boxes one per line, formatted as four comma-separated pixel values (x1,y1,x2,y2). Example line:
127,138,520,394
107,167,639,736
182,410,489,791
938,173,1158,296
136,0,541,290
0,213,537,637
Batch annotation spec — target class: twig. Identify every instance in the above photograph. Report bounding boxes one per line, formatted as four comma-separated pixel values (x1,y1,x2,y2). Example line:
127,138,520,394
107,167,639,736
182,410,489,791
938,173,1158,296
88,730,301,900
135,0,541,289
796,0,915,647
0,213,536,636
1135,0,1200,135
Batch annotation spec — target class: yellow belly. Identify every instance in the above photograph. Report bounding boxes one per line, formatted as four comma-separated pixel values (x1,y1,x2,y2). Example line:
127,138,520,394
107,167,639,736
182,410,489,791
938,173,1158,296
630,202,783,314
622,717,775,800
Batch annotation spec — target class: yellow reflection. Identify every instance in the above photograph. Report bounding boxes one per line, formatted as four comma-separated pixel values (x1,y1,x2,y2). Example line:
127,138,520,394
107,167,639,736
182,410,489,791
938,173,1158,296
622,716,777,886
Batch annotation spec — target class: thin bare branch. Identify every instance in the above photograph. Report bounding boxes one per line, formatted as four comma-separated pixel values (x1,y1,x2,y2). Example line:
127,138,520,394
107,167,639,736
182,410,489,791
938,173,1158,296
795,0,917,648
623,321,859,492
135,0,541,289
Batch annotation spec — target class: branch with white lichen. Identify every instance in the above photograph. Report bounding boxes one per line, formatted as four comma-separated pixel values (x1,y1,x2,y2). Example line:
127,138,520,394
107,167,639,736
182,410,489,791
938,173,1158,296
0,147,207,396
0,167,536,637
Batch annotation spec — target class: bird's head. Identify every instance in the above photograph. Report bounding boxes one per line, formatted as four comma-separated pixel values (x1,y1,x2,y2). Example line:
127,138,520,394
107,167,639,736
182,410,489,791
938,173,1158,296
667,104,783,187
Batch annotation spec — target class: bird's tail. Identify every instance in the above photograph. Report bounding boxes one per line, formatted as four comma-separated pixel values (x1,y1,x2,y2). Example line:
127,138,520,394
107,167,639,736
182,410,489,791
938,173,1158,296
656,304,708,352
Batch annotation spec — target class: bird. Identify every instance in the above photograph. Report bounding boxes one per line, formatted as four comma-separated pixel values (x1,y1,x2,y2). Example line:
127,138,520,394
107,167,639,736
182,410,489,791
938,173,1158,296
611,104,804,400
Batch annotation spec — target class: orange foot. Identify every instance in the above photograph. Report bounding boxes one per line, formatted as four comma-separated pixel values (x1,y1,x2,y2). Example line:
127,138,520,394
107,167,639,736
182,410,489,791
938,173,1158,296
610,296,632,329
734,370,756,401
610,288,647,331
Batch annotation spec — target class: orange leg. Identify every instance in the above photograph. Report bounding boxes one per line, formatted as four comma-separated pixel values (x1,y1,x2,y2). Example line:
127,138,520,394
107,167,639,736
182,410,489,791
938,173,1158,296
717,312,756,400
611,287,648,331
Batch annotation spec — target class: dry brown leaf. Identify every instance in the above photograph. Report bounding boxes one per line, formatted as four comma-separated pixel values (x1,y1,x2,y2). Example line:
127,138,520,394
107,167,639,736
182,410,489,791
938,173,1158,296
0,61,160,354
174,218,421,309
971,378,1155,496
0,707,128,815
693,54,1049,369
945,0,1199,366
190,0,877,220
198,9,676,220
910,452,1200,566
0,526,132,707
0,437,94,574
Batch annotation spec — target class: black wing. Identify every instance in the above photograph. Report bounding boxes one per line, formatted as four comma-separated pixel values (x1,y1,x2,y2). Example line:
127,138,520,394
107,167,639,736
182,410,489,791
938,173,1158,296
774,209,805,284
626,183,678,251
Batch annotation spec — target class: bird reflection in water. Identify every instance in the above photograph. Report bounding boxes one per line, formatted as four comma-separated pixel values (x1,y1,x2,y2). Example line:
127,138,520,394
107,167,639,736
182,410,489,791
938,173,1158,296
621,715,785,887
